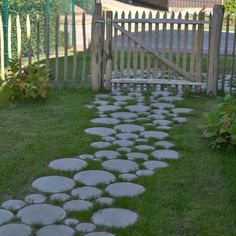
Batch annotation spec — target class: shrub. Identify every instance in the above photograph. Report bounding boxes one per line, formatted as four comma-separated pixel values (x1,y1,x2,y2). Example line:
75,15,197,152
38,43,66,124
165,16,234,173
224,0,236,15
201,94,236,148
1,59,49,100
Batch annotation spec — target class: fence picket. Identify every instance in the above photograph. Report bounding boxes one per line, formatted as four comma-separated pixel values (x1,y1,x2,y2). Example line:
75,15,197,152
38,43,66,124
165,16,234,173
82,12,87,84
161,12,167,80
133,11,139,79
190,13,197,81
141,11,146,79
120,11,125,78
114,12,118,79
147,11,152,79
195,11,205,83
16,15,21,64
36,15,40,68
72,13,77,82
55,14,59,81
64,15,68,82
45,14,50,70
0,15,4,80
183,12,189,77
176,12,182,78
230,17,236,94
168,12,175,78
8,15,12,60
153,11,159,79
127,11,132,79
26,15,31,66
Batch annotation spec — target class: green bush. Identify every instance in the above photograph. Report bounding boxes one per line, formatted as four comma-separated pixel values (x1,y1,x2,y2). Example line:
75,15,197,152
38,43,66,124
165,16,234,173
201,94,236,148
1,59,49,100
224,0,236,15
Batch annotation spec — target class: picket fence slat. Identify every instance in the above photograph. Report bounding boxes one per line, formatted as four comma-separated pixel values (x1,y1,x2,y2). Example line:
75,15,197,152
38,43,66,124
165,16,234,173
0,15,4,80
8,15,12,60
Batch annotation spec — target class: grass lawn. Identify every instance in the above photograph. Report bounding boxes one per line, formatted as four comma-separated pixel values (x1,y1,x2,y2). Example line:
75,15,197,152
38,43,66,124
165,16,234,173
1,87,236,235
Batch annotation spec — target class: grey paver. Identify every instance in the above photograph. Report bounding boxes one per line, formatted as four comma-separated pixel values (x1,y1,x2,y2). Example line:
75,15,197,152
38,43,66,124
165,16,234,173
143,161,169,170
110,112,137,119
85,127,116,137
63,200,93,212
71,187,102,200
91,118,120,125
152,150,180,160
25,194,46,204
0,223,32,236
95,150,120,159
0,209,14,225
115,124,144,133
37,225,74,236
76,223,96,233
50,193,71,202
92,208,138,228
2,200,25,211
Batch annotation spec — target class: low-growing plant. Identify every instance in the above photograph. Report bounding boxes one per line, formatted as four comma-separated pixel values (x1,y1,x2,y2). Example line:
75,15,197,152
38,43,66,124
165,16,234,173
201,94,236,148
1,59,49,100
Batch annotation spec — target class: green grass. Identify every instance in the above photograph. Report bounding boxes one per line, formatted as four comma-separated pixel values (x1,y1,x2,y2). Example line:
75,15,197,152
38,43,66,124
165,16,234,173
1,89,236,235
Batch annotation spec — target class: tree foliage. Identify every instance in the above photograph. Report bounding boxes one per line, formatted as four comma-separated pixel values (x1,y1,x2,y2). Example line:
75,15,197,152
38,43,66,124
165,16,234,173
224,0,236,15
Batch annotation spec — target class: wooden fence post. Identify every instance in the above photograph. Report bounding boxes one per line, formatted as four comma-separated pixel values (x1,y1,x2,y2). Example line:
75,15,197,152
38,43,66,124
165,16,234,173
207,5,224,96
105,11,113,90
91,3,104,92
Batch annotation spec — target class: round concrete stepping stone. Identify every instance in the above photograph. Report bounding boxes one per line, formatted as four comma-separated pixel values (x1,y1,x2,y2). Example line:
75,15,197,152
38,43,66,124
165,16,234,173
152,150,180,160
102,159,138,173
91,142,112,149
85,232,116,236
152,109,169,115
25,194,46,204
63,200,93,211
116,133,139,140
154,141,175,149
141,131,169,139
159,96,182,102
95,150,120,159
95,94,109,99
64,218,79,226
85,127,116,137
102,136,116,142
76,223,96,233
143,161,169,170
91,118,120,125
173,117,188,123
49,158,87,172
17,204,66,225
149,114,166,120
135,138,148,143
123,119,136,124
157,126,172,131
96,197,114,205
110,112,137,120
50,193,71,202
0,209,14,225
114,124,144,133
117,147,132,153
71,187,102,200
135,145,155,151
97,105,120,112
106,183,145,197
113,140,134,147
32,176,75,193
113,101,127,106
169,113,178,118
153,120,172,126
79,154,94,160
136,117,150,123
112,95,133,101
2,200,25,211
136,170,154,176
74,170,116,186
0,224,32,236
126,105,150,113
92,208,138,228
94,100,109,106
151,102,175,109
119,174,137,181
172,108,193,114
126,152,149,161
37,225,74,236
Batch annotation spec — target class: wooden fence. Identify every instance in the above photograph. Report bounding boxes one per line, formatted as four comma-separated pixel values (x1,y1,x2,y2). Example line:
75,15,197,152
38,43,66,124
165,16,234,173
0,13,91,85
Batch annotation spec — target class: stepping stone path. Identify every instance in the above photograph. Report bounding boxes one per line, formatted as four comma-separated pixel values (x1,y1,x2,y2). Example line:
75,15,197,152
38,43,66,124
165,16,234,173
0,91,192,235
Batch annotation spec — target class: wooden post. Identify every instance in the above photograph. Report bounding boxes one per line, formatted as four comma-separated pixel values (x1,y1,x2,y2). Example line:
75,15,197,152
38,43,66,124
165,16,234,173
207,5,224,96
91,3,104,92
8,15,11,60
105,11,113,90
16,15,21,65
26,15,31,66
0,15,5,80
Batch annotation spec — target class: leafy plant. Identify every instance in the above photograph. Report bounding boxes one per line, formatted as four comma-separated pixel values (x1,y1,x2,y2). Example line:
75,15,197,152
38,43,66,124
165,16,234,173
201,94,236,148
224,0,236,15
1,59,49,100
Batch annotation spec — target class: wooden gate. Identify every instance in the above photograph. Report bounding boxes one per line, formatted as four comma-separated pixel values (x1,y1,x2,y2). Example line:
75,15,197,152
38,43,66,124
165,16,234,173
91,3,224,95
